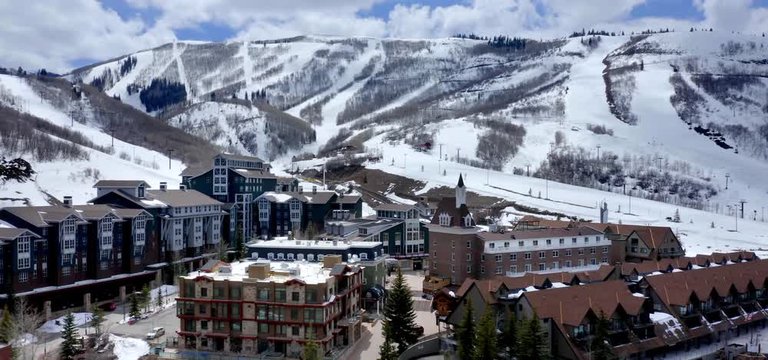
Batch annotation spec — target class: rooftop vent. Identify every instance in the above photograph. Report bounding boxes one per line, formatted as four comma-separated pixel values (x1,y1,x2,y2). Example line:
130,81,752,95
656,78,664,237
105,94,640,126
63,196,72,208
159,182,167,191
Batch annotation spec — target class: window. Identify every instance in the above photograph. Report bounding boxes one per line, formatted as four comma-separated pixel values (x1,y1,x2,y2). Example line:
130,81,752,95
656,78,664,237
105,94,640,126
495,255,502,262
539,251,545,259
590,258,597,265
438,213,451,226
539,263,546,271
495,265,502,275
292,326,300,336
466,241,471,248
199,304,207,314
551,262,559,269
572,238,577,244
524,252,531,260
466,253,471,261
201,320,208,330
518,241,524,247
17,236,30,269
525,263,532,272
510,254,517,261
590,248,596,254
546,239,551,246
565,260,572,268
578,249,585,255
559,238,565,244
533,240,538,246
603,247,609,253
467,265,472,273
584,237,589,243
201,288,208,297
480,266,485,274
19,272,28,283
552,250,559,258
489,243,495,249
259,289,270,300
292,292,300,301
510,265,517,273
565,249,572,257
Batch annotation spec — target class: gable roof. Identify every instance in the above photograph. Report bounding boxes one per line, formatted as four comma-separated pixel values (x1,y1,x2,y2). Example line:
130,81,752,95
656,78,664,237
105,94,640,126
1,206,86,227
336,194,362,204
643,259,768,307
0,228,41,241
231,168,277,179
522,280,646,327
146,189,222,207
515,215,576,230
430,197,473,227
180,166,210,178
93,180,149,188
72,205,122,221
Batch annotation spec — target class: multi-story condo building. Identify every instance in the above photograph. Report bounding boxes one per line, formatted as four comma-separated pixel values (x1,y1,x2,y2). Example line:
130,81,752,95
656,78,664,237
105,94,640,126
372,204,429,261
91,181,225,278
0,198,157,310
255,186,362,239
181,153,293,241
175,256,364,357
245,238,387,311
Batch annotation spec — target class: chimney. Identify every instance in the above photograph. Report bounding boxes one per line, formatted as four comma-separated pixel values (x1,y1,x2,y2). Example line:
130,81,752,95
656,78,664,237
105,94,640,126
298,186,303,194
312,186,317,194
323,254,342,269
63,196,72,208
180,184,187,191
160,182,167,191
247,263,271,280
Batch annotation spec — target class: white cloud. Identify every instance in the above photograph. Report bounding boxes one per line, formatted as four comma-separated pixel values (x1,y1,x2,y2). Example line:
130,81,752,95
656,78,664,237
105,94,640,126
0,0,174,73
3,0,768,72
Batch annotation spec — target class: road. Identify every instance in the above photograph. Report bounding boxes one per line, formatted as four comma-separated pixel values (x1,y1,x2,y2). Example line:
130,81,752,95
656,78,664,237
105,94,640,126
33,301,180,358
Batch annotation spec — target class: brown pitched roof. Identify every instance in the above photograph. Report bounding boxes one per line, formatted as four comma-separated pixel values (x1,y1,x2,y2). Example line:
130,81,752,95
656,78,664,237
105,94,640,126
523,280,646,326
180,166,210,178
455,278,506,305
643,259,768,307
430,197,474,227
93,180,150,188
146,189,222,207
0,228,40,241
515,215,575,229
336,194,362,204
1,206,85,227
72,205,121,221
478,226,603,241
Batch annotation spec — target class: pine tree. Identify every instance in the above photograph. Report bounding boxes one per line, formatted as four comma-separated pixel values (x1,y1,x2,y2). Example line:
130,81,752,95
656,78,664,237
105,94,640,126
382,268,419,354
141,284,151,313
502,312,518,358
157,287,164,309
91,306,105,335
60,312,78,360
673,208,681,223
0,305,14,343
129,293,141,320
591,311,614,360
456,299,475,360
472,309,498,360
518,316,549,360
303,337,321,360
378,334,398,360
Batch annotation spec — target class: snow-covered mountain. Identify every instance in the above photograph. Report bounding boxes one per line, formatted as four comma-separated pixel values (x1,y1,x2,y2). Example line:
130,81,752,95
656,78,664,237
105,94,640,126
13,30,762,257
0,74,220,206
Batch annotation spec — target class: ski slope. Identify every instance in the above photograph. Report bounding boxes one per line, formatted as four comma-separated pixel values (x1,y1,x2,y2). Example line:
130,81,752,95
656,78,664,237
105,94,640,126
0,74,182,206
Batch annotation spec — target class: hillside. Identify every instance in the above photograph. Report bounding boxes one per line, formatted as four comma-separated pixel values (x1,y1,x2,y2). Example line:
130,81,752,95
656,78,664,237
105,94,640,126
0,73,220,206
57,31,768,256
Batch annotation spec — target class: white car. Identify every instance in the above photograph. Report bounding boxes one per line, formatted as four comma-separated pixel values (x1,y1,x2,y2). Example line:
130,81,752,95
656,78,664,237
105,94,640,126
146,327,165,339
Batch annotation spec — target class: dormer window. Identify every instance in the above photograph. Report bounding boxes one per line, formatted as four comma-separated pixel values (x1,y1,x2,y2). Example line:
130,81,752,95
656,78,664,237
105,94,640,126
137,184,145,198
438,213,451,226
463,214,473,227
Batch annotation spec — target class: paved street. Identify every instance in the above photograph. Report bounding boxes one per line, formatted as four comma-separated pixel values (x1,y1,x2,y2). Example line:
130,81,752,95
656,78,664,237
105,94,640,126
32,301,179,359
350,271,441,360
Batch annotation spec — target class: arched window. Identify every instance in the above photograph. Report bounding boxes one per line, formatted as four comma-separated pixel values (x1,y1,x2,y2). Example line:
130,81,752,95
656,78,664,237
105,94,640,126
439,213,451,226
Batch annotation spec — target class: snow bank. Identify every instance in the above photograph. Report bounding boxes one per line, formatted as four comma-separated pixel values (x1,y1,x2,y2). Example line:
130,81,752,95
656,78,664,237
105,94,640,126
111,334,150,360
38,312,92,333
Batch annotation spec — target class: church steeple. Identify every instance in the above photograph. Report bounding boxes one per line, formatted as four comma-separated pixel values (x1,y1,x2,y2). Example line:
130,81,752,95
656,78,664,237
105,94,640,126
455,174,466,208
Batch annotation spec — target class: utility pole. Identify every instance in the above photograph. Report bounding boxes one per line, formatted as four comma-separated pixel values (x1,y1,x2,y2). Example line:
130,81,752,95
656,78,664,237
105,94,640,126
596,145,601,161
725,173,730,190
739,200,747,219
110,128,115,149
456,148,461,162
167,149,174,170
526,163,530,177
438,144,443,160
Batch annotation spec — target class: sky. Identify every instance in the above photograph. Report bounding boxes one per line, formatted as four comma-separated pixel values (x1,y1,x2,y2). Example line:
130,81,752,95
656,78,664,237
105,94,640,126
1,0,767,73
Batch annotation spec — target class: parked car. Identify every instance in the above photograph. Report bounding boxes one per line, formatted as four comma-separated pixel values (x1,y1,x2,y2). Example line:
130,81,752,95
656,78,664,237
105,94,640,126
415,325,424,337
146,327,165,339
99,302,117,311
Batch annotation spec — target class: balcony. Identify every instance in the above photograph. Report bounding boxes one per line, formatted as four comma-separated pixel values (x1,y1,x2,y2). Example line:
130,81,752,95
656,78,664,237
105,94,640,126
681,313,703,328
